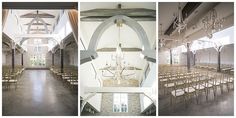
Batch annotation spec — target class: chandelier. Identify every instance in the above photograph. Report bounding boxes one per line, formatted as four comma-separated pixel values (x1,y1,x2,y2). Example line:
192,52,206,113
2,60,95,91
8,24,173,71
101,19,136,84
202,9,224,39
173,3,187,34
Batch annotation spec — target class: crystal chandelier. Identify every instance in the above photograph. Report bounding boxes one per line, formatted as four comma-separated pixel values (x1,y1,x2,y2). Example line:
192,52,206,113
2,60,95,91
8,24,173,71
101,20,136,84
173,3,187,34
202,9,224,39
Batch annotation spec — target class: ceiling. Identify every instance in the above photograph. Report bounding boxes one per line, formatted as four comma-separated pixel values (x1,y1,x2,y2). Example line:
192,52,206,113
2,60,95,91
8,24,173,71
14,10,61,34
80,2,156,11
158,2,234,50
80,2,156,81
158,2,187,33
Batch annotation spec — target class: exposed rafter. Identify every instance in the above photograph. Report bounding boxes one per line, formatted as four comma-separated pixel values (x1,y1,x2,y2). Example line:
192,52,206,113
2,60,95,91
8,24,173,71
81,8,155,17
164,2,202,35
3,2,78,9
20,13,55,18
99,66,142,70
29,29,50,31
96,47,142,52
81,16,155,21
81,8,156,21
15,34,58,39
24,22,51,26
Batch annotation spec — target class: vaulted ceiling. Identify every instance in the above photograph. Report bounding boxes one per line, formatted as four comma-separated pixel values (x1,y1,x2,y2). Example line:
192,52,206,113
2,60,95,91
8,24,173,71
80,2,156,81
159,2,234,50
14,10,61,34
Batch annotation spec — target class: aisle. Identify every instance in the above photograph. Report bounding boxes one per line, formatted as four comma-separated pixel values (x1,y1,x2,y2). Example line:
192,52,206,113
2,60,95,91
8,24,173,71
3,70,78,116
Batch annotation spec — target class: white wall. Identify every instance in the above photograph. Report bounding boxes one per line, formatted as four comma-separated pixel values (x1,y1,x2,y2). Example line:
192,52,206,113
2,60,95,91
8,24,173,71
2,53,6,65
158,51,170,64
140,63,156,112
46,43,78,68
80,62,102,112
195,44,234,65
176,44,234,66
15,52,22,66
3,10,22,40
65,44,78,66
2,51,23,66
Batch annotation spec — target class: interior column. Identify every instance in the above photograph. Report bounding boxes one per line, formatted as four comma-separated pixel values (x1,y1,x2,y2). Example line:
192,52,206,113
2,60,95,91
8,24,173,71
187,43,191,72
21,53,24,66
52,53,54,66
12,48,15,72
60,49,64,73
170,49,172,65
217,51,221,72
192,51,196,66
215,45,223,72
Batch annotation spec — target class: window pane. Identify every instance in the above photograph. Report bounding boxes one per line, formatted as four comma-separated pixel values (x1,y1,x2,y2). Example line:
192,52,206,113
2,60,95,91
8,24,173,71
113,93,128,112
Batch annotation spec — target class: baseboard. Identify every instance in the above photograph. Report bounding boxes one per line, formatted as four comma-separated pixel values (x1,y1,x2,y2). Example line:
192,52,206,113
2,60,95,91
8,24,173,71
25,68,50,70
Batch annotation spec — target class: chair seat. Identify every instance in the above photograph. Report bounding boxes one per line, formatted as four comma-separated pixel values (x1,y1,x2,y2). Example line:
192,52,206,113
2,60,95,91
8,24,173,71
209,81,220,85
202,83,213,88
67,79,77,82
224,78,233,83
221,80,227,84
194,85,205,90
2,80,8,82
170,77,177,80
176,81,184,85
171,89,185,97
70,82,78,85
160,79,168,82
63,77,70,79
8,79,17,82
184,87,195,93
164,83,174,88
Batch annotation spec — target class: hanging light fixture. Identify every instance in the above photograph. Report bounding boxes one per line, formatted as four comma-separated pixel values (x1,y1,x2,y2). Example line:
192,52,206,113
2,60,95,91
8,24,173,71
202,9,224,39
101,19,136,84
173,3,187,34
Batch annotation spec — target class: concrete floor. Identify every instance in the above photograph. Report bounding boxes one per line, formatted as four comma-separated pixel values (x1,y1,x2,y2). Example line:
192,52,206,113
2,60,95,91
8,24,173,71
2,70,78,116
159,85,234,116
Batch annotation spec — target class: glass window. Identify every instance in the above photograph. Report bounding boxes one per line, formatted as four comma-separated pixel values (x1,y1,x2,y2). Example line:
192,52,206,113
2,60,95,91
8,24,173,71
191,26,234,51
172,45,186,64
34,39,42,44
113,93,128,112
30,54,46,67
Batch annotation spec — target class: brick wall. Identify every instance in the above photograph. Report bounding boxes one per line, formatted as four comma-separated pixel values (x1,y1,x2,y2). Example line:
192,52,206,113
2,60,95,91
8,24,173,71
98,79,141,116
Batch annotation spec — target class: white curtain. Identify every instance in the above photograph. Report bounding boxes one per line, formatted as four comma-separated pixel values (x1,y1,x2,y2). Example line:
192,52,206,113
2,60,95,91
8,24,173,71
67,9,78,44
2,9,9,30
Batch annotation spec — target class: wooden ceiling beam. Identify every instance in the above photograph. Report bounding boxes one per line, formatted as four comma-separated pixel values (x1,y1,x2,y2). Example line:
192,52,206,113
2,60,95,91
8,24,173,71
3,2,78,9
96,48,142,52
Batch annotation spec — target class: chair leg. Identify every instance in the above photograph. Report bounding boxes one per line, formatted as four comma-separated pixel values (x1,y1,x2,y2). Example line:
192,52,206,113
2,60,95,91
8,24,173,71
212,88,215,100
173,97,176,110
206,89,209,101
184,96,187,108
220,84,223,94
213,86,216,98
196,92,199,104
15,83,17,90
227,83,230,92
195,92,198,104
